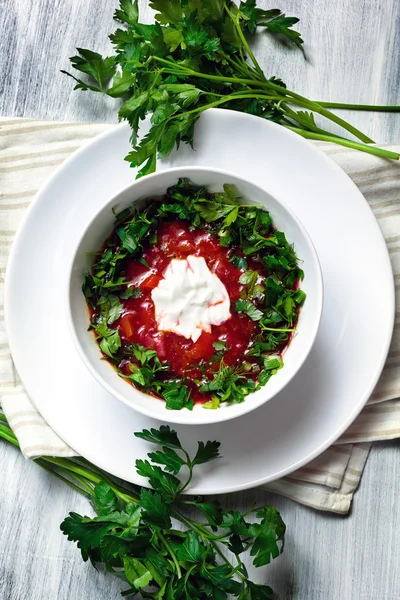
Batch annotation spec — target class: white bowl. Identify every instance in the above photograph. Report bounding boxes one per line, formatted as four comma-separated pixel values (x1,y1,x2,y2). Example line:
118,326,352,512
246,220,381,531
66,166,323,425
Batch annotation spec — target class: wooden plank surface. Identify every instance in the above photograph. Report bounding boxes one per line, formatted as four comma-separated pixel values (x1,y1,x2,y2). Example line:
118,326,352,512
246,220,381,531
1,1,400,598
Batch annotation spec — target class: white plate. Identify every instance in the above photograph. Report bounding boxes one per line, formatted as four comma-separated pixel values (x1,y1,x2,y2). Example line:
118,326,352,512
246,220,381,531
5,109,394,494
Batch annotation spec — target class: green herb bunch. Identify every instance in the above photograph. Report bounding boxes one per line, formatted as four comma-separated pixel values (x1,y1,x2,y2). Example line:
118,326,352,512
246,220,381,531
85,179,305,409
0,417,286,598
63,0,399,178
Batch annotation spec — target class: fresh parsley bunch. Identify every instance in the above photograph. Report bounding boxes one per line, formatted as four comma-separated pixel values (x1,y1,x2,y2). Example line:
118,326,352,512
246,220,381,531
0,417,286,598
63,0,399,178
84,179,304,409
63,425,286,599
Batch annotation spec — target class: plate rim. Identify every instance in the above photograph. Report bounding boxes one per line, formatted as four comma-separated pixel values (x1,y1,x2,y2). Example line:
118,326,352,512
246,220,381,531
4,109,395,492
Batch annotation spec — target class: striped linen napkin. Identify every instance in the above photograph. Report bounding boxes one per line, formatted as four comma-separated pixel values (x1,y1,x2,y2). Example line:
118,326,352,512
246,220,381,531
0,117,399,514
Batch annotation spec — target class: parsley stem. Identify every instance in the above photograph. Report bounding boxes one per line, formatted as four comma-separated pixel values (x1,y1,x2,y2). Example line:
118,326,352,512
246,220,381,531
150,57,274,89
217,72,377,143
174,512,237,571
174,510,232,542
0,422,19,447
260,326,295,332
280,103,351,140
199,89,361,144
36,459,89,495
209,539,234,567
202,91,365,142
158,531,182,579
315,102,400,112
224,3,265,79
281,99,374,143
183,564,198,588
66,472,96,495
151,57,376,145
40,457,134,504
200,90,284,103
226,55,255,79
213,70,370,144
0,419,98,496
177,464,193,495
264,84,376,142
162,95,286,133
73,456,140,502
42,457,103,483
0,418,136,503
286,127,400,160
241,504,270,517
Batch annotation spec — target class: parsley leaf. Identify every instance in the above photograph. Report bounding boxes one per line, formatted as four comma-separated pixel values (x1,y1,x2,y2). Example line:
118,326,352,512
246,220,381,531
240,1,280,34
235,299,264,321
249,506,286,566
69,48,116,89
192,441,221,466
139,488,172,529
98,294,123,324
134,425,182,449
147,447,186,475
262,15,304,48
210,340,230,364
135,460,181,501
201,397,221,410
114,0,138,25
119,286,142,299
92,481,119,516
149,0,182,25
60,512,116,562
96,324,121,358
190,499,223,530
212,340,227,352
106,70,136,98
123,556,152,590
175,531,204,562
247,581,274,599
229,253,247,270
239,270,263,299
162,381,194,411
293,288,307,305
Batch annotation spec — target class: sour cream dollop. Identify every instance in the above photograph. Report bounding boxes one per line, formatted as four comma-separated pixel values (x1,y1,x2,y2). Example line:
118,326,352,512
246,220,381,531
151,255,231,342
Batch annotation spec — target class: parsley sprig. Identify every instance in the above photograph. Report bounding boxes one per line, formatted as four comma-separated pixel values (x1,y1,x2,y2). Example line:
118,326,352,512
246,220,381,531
0,418,287,599
63,0,399,178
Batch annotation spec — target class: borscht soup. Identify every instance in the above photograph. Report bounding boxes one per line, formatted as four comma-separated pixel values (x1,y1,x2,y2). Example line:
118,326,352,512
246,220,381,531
83,179,306,410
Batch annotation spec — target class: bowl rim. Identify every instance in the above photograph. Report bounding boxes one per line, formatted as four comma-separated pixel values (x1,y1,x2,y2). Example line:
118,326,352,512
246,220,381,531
65,165,324,425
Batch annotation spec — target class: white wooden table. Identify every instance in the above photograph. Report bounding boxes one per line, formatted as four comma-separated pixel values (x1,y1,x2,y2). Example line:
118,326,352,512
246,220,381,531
1,1,400,598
